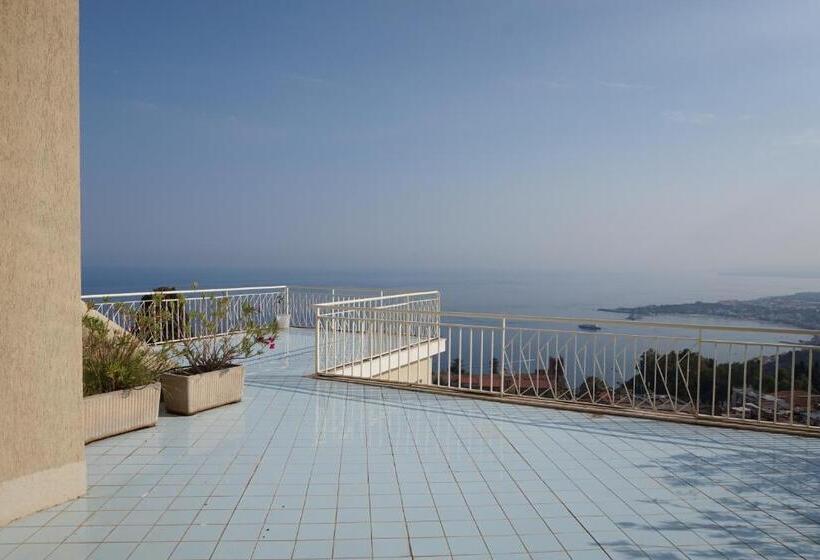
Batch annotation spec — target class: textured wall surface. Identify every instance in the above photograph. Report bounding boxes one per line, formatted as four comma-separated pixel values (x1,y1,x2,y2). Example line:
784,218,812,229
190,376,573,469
0,0,86,524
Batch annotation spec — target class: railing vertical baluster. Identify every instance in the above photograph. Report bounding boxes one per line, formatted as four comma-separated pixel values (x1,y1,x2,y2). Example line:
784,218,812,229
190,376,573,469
447,326,452,388
405,305,411,384
436,317,441,386
479,329,484,392
696,329,703,416
536,331,541,397
673,346,679,413
469,328,473,391
315,307,321,374
592,335,598,405
790,349,796,424
490,330,495,394
500,318,506,396
711,342,718,417
726,344,733,418
458,328,463,389
632,338,638,410
518,329,523,396
774,347,780,423
758,346,764,423
808,349,814,427
741,345,748,420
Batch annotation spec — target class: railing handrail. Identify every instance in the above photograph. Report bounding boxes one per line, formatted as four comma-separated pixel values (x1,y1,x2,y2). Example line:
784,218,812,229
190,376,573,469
287,284,403,292
81,284,402,300
81,285,288,300
316,311,820,350
314,290,441,309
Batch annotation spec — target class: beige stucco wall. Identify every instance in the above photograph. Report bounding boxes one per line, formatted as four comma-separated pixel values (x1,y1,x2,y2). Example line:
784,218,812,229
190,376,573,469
0,0,86,525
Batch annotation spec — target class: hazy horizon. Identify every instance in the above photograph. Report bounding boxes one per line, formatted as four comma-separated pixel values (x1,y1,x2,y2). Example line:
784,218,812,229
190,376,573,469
82,1,820,275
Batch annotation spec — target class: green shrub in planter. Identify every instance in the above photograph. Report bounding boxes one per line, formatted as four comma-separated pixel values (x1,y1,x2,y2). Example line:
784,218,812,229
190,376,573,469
137,287,187,343
133,293,279,415
82,313,172,397
170,294,279,375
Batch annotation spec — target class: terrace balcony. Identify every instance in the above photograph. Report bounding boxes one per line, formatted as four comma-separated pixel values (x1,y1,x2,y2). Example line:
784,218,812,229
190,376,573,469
2,286,819,560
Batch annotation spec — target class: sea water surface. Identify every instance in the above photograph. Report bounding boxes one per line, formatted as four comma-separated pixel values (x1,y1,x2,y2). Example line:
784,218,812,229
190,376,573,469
84,265,819,332
84,266,818,317
84,266,820,380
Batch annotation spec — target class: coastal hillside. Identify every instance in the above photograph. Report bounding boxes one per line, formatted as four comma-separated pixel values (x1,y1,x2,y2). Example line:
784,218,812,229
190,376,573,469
600,292,820,331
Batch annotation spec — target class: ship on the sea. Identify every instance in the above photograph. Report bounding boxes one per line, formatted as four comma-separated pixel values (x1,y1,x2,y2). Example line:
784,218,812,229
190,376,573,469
578,323,602,331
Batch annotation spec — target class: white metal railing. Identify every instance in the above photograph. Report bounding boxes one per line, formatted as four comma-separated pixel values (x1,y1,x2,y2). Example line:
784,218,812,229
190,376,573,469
81,284,400,342
83,284,820,433
286,285,400,328
315,299,820,434
82,286,289,343
315,291,442,376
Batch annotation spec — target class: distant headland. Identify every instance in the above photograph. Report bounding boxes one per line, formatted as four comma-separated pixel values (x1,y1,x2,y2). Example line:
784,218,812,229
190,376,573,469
600,292,820,331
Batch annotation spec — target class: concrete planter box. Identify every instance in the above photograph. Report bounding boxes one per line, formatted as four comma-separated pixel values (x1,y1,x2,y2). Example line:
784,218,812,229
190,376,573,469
276,314,290,329
161,365,244,415
83,382,161,444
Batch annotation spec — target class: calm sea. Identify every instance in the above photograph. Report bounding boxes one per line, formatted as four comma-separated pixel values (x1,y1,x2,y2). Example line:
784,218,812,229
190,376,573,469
83,265,819,331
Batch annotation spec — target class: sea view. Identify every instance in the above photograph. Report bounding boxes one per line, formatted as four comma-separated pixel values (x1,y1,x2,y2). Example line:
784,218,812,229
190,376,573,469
84,265,820,329
5,3,820,558
83,265,820,411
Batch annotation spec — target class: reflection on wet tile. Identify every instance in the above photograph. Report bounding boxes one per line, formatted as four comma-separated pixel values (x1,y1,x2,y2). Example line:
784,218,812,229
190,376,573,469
2,329,818,559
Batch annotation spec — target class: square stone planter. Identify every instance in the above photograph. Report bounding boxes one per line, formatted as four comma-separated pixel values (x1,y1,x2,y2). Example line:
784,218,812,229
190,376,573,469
160,365,244,415
83,382,161,444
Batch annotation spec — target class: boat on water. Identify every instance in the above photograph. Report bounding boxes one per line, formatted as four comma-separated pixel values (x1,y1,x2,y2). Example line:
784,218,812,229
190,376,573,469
578,323,602,332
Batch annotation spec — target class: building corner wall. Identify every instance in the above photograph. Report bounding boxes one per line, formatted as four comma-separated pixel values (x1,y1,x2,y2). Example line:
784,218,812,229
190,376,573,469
0,0,86,525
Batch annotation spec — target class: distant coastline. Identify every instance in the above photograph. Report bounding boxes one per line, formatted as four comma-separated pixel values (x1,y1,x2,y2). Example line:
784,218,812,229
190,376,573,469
599,292,820,331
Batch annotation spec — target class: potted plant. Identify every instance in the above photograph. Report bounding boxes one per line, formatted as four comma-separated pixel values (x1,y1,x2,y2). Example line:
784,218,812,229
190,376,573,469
159,294,278,415
82,310,172,443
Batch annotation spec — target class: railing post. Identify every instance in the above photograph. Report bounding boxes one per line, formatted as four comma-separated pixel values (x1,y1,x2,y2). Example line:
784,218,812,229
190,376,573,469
315,305,321,374
435,292,441,338
500,317,506,396
285,286,290,317
223,290,229,334
695,328,702,417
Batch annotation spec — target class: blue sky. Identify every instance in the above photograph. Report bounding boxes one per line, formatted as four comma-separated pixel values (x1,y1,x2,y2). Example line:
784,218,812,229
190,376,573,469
81,1,820,275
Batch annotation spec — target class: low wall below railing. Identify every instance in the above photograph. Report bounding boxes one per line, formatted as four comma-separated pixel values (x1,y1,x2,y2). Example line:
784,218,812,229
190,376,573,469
326,338,447,385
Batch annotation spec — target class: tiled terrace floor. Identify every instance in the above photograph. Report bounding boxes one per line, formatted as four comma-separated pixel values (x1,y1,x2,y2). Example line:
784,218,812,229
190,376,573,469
3,330,820,560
